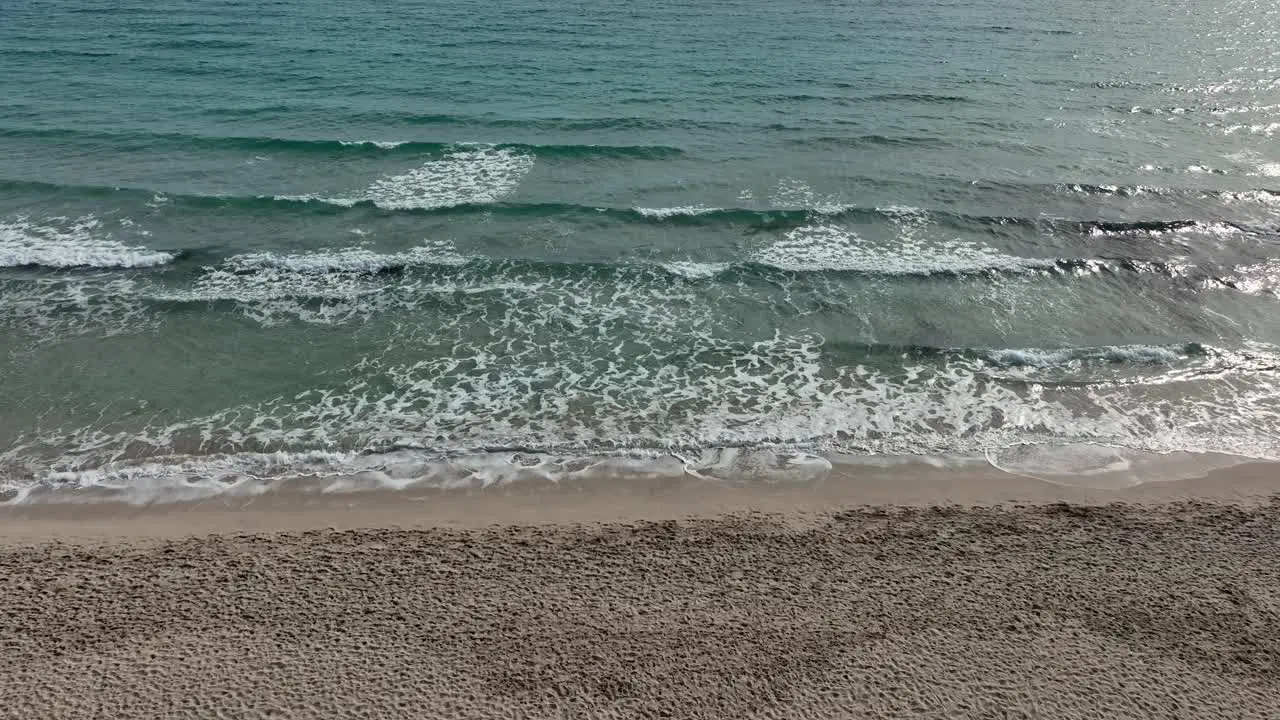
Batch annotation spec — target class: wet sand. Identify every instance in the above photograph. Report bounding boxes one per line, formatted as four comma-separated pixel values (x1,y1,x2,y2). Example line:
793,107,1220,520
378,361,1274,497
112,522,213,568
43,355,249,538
3,463,1280,718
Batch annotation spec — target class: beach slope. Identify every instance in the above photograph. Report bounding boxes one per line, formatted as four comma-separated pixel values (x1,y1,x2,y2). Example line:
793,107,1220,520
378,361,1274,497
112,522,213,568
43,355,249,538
3,486,1279,719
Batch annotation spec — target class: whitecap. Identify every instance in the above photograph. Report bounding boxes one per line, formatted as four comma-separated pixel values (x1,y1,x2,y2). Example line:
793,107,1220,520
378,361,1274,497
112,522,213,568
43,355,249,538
339,140,407,149
271,194,361,207
634,206,719,219
1218,259,1280,297
146,240,471,325
1086,220,1241,238
752,222,1041,274
226,243,467,274
365,146,534,210
1101,345,1181,364
0,215,173,269
988,345,1182,368
660,261,731,279
987,348,1077,368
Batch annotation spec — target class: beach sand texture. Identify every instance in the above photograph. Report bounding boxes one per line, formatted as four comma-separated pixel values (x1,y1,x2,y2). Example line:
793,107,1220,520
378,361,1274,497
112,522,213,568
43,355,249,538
3,482,1280,719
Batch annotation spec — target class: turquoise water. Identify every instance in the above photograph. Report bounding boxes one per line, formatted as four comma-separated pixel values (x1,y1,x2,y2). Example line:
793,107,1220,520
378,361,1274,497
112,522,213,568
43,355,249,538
3,0,1280,497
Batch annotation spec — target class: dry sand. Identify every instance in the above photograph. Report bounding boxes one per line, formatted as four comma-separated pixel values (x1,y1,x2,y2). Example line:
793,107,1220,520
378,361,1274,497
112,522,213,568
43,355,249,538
3,463,1280,719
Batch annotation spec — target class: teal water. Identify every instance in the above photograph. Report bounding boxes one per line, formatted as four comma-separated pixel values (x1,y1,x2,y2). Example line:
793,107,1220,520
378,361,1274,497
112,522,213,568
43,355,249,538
3,0,1280,498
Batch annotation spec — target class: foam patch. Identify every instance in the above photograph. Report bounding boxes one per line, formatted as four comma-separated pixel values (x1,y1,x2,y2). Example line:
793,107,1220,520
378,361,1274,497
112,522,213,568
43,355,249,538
0,215,173,269
752,222,1040,274
365,147,534,210
148,240,469,324
634,206,719,219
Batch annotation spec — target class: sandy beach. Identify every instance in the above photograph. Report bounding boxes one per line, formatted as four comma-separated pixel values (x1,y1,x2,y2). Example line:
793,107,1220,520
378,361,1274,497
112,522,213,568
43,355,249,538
3,462,1280,719
7,0,1280,716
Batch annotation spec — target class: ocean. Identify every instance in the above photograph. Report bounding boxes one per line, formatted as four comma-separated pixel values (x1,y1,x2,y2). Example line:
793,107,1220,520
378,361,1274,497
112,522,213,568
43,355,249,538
3,0,1279,501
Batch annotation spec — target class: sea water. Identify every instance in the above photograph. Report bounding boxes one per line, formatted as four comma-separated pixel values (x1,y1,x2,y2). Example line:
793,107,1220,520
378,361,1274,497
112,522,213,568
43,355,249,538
2,0,1279,500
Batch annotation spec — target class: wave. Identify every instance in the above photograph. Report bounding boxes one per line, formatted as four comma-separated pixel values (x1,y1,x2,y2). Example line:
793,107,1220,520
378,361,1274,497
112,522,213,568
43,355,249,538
7,444,1260,505
633,206,722,219
143,242,470,310
986,345,1193,368
5,178,1270,239
984,26,1076,36
751,221,1044,275
1213,259,1280,297
0,48,119,58
0,215,175,269
5,243,1197,308
859,93,973,104
816,339,1205,366
142,39,254,50
0,206,1262,286
180,108,742,133
161,253,1195,286
8,146,537,214
0,449,797,504
362,146,534,210
975,179,1280,205
1082,219,1248,238
659,261,733,279
795,134,949,148
7,335,1279,502
386,113,735,132
0,127,685,160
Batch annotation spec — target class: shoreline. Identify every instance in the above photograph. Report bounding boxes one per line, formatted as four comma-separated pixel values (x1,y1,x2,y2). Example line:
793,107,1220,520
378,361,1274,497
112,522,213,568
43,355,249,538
2,455,1277,542
1,442,1263,509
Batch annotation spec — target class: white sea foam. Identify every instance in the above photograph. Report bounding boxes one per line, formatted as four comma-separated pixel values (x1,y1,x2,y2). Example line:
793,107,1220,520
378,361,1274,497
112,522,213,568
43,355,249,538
1218,259,1280,297
768,179,848,214
266,146,535,210
4,439,1257,505
365,146,534,210
1065,183,1160,197
271,194,361,207
1222,122,1280,137
228,243,467,274
988,345,1182,368
1086,221,1241,239
146,240,471,325
752,222,1041,274
1210,103,1280,116
660,261,731,279
634,206,719,219
1220,189,1280,206
7,327,1280,503
339,140,407,149
0,446,850,506
0,275,154,347
876,205,925,216
8,333,1279,505
0,215,173,268
987,348,1077,367
7,210,1280,503
672,447,831,484
1102,346,1184,364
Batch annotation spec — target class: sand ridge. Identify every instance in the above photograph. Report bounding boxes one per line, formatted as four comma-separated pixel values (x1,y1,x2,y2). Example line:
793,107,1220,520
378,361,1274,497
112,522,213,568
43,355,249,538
3,499,1280,719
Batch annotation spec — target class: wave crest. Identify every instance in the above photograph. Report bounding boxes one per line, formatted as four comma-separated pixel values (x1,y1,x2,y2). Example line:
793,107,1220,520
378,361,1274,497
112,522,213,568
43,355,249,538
0,215,174,269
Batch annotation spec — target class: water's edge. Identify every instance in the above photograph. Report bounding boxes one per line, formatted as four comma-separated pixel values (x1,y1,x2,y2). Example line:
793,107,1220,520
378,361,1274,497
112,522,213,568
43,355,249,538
1,443,1260,506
